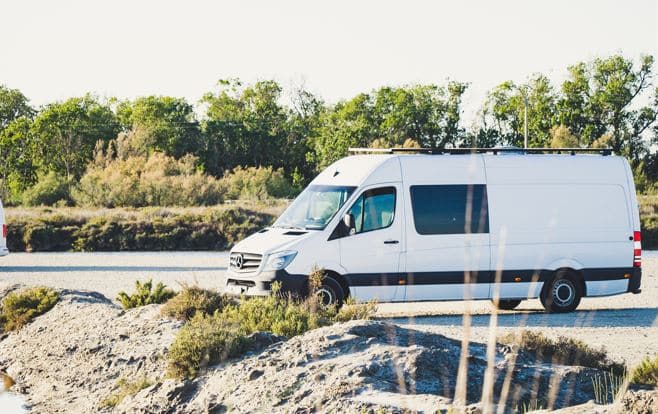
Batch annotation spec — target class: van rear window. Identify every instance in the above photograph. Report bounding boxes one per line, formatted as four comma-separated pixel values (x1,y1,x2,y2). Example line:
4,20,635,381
410,185,489,235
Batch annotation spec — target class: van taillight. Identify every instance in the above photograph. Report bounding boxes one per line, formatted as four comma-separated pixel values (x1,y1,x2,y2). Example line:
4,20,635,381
2,224,6,238
633,231,642,268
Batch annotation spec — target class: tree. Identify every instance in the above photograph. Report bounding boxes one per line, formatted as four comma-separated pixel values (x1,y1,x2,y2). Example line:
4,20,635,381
311,82,468,169
556,55,657,162
285,86,325,185
0,117,37,203
31,95,120,181
0,86,35,202
201,79,289,175
480,75,557,148
310,93,377,169
0,85,33,130
116,96,201,158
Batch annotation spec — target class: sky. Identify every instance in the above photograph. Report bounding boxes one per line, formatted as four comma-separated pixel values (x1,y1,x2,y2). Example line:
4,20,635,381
1,0,657,123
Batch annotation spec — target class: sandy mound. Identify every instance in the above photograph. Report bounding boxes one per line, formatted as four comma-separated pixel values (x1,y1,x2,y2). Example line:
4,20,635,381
0,288,654,413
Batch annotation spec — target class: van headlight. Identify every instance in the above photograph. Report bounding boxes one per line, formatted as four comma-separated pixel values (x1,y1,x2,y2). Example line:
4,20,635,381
263,250,298,271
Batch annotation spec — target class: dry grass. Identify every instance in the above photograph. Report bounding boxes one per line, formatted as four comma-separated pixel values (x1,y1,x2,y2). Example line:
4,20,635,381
498,330,625,372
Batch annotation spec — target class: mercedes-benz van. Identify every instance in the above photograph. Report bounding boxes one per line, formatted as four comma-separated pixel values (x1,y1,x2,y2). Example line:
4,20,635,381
0,198,8,257
225,149,642,312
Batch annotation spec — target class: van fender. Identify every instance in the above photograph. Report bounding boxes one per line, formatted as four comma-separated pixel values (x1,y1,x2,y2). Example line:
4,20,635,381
310,260,347,276
309,260,352,297
542,258,587,297
544,258,585,272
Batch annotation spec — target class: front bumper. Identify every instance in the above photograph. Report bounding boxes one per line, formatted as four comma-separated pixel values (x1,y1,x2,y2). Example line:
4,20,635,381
0,247,8,257
225,269,308,298
627,267,642,294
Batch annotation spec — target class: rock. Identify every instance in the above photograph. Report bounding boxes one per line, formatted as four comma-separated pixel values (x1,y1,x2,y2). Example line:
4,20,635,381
620,389,658,413
248,369,264,381
245,331,285,352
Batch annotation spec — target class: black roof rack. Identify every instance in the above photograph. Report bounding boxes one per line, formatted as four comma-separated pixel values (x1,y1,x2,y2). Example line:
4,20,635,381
348,147,613,156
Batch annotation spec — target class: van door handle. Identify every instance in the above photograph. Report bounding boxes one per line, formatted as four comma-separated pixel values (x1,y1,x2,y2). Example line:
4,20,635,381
384,240,399,244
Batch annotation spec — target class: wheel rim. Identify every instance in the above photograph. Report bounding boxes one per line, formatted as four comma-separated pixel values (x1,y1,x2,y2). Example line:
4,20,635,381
316,286,335,306
552,279,575,307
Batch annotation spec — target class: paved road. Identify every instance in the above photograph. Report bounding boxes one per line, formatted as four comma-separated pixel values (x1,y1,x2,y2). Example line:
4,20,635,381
1,251,657,365
0,252,229,300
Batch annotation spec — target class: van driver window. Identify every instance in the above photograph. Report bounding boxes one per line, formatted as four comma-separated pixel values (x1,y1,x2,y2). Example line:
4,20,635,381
347,187,396,234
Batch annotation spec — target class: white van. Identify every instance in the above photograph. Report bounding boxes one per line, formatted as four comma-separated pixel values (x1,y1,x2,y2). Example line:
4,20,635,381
225,149,642,312
0,198,8,257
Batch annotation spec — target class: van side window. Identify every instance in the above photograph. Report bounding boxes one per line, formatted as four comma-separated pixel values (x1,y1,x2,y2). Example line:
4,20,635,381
410,185,489,235
348,187,396,234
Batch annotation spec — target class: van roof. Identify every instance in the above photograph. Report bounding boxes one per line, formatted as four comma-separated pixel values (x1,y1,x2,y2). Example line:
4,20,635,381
313,151,628,188
348,147,614,156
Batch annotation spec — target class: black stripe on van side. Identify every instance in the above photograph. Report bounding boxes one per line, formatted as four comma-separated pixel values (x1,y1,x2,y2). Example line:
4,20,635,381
342,268,632,287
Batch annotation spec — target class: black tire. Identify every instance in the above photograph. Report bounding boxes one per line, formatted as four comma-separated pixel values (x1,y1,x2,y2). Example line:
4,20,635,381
316,276,345,307
541,270,583,313
491,299,522,310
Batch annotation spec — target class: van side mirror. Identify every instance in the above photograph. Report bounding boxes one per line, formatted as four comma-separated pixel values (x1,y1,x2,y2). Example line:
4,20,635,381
343,213,354,230
328,213,355,241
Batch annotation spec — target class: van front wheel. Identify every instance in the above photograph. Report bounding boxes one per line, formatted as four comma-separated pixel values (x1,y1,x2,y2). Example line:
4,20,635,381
315,276,345,307
541,271,582,313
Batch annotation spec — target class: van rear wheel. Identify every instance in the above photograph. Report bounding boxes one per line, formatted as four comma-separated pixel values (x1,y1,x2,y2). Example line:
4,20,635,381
491,299,522,310
315,276,345,307
541,270,582,313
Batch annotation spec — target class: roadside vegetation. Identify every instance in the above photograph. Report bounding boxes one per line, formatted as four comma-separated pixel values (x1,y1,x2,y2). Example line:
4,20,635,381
116,279,176,309
639,195,658,249
4,203,281,252
498,330,626,373
0,286,59,332
164,270,378,379
160,284,227,321
100,376,155,409
629,354,658,387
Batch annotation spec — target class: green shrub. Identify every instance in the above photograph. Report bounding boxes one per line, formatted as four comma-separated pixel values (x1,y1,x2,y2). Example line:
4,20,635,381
21,172,72,207
0,287,59,331
6,205,278,252
498,330,625,372
166,313,249,378
22,222,77,252
221,166,295,200
161,285,229,321
219,282,334,338
630,355,658,386
333,297,378,322
116,279,176,309
100,376,154,408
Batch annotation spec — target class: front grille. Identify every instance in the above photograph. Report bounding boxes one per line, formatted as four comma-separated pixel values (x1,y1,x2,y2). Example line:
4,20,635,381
229,252,262,273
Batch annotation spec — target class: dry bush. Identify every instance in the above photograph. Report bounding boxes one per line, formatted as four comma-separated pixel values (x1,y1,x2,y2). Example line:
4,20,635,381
73,152,224,207
498,330,625,372
161,284,230,321
100,376,155,408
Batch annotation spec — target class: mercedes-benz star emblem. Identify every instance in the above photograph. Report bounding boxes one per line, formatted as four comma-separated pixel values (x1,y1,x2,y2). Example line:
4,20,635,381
234,254,244,269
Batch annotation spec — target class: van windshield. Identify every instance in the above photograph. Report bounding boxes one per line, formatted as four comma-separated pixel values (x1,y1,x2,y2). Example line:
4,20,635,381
273,185,357,230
